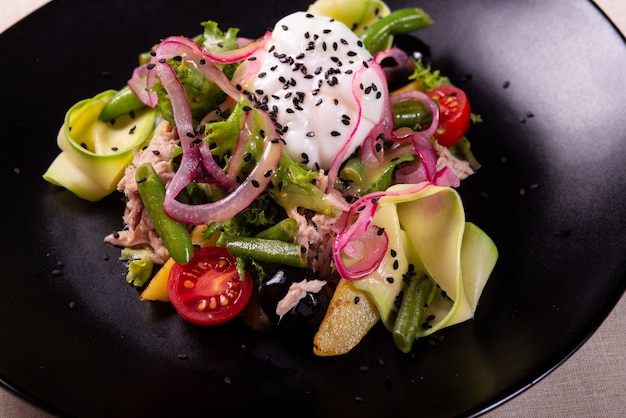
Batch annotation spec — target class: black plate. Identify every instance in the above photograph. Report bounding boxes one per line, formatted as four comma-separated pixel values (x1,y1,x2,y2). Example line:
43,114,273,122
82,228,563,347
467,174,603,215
1,0,625,417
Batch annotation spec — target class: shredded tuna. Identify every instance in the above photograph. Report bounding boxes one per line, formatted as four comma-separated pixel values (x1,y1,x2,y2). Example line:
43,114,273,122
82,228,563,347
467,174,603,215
104,121,180,264
286,170,341,278
276,279,327,320
433,141,474,180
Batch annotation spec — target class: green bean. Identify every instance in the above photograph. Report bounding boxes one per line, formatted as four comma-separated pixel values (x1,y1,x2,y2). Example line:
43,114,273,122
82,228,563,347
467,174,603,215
225,236,307,268
361,8,434,54
99,85,147,122
392,98,433,130
392,271,434,353
339,156,365,189
254,218,299,241
135,163,194,265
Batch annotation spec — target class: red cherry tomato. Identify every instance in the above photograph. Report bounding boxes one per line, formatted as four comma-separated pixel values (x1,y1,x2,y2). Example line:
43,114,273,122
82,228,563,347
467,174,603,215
167,246,253,325
427,85,471,147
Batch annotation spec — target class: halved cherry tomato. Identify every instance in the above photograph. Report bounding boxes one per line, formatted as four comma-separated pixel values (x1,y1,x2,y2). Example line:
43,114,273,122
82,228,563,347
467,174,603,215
167,246,253,326
427,85,471,147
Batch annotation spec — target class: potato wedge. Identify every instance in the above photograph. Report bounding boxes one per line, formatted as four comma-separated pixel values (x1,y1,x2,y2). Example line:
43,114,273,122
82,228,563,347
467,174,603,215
313,278,380,356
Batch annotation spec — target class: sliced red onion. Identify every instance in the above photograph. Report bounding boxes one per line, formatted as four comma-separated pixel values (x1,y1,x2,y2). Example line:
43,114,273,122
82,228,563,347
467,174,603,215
128,63,157,107
197,140,239,189
164,107,283,225
326,61,394,192
164,131,283,225
333,192,389,280
128,33,271,111
374,47,416,88
127,32,285,225
325,67,366,192
385,91,461,186
225,111,254,183
358,66,395,167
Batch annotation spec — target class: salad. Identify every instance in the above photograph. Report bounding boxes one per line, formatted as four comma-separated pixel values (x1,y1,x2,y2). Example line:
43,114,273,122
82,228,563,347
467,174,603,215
43,0,497,356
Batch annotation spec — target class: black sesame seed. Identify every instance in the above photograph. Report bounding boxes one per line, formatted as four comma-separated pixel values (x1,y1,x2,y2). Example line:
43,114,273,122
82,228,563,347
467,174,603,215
330,130,340,137
136,176,147,184
354,296,360,304
251,179,260,188
386,277,394,284
282,25,289,31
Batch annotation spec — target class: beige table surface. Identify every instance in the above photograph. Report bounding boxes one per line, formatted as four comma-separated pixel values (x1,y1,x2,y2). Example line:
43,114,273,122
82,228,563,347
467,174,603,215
1,0,625,417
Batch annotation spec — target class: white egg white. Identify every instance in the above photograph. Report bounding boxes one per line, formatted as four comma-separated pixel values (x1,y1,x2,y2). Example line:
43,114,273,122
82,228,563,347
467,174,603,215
236,11,386,170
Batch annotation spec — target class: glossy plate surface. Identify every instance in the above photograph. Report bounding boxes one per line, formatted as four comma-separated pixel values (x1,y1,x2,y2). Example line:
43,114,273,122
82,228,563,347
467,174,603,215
1,0,625,417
